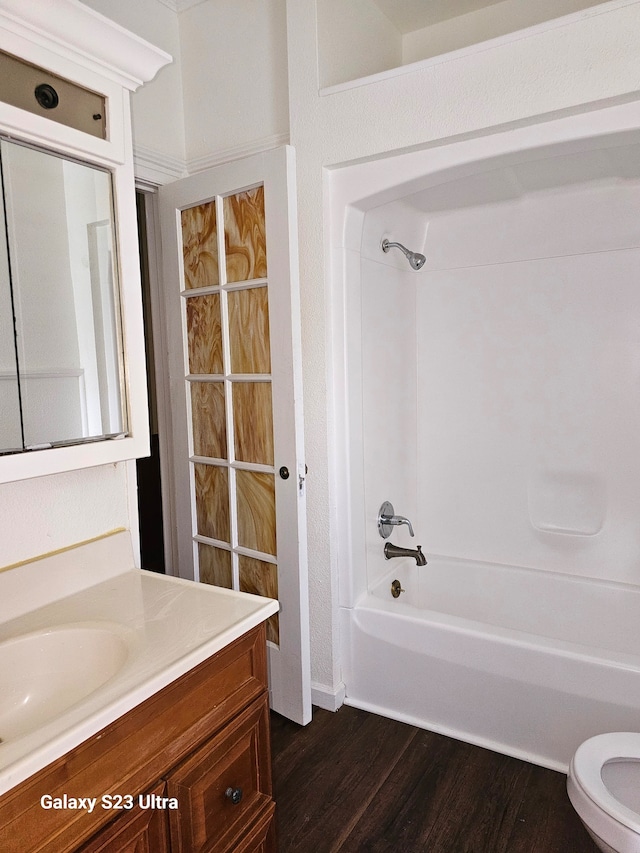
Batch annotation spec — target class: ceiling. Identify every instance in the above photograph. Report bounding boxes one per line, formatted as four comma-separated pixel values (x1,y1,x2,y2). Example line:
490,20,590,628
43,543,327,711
371,0,508,33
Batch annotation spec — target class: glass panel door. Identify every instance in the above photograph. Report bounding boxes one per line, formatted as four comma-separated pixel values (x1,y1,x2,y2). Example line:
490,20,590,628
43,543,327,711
181,186,278,644
160,147,311,724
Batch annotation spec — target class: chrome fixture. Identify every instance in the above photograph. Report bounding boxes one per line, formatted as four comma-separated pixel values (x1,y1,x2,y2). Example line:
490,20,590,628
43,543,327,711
381,238,426,270
378,501,415,538
384,542,427,566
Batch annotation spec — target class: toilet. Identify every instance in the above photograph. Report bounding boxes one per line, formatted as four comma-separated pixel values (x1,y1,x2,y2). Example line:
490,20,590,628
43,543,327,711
567,733,640,853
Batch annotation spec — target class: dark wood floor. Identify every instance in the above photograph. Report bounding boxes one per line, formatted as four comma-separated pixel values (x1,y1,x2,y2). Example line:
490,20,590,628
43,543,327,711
270,705,599,853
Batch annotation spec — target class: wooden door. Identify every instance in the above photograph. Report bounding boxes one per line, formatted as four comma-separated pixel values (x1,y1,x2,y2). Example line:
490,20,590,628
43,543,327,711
158,147,311,724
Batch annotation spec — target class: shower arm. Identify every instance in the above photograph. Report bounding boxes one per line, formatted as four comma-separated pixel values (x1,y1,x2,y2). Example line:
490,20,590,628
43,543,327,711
382,240,408,254
381,238,426,271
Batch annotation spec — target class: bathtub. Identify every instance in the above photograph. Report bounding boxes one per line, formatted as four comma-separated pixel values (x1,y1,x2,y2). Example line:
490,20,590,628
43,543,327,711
340,556,640,771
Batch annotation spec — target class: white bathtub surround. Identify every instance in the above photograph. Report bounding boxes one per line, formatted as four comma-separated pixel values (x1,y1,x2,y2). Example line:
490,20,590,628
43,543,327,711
331,100,640,771
0,531,278,795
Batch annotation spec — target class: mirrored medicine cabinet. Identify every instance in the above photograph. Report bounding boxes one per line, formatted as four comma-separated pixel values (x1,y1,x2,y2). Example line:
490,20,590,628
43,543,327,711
0,136,127,455
0,0,171,484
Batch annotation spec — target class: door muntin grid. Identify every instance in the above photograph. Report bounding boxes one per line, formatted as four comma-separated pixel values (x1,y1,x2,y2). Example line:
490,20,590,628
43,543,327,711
181,186,279,643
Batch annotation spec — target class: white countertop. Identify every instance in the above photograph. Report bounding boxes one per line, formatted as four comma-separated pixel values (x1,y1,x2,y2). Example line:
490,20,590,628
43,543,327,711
0,531,279,796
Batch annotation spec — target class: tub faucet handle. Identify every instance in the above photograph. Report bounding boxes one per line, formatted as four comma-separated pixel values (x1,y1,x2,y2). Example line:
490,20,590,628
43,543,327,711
378,501,415,538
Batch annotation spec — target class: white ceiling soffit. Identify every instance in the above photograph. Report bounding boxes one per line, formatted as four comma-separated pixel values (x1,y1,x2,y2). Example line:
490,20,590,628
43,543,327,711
372,0,507,33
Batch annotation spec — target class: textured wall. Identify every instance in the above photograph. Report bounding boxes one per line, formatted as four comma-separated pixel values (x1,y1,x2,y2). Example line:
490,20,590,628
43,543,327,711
82,0,186,174
402,0,606,63
317,0,402,89
178,0,289,168
0,464,131,569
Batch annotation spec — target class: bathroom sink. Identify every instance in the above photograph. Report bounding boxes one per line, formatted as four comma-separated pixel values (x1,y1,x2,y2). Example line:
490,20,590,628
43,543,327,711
0,624,129,742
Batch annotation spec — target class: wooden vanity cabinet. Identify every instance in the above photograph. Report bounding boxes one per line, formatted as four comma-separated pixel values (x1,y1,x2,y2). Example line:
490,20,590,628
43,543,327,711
0,624,276,853
76,783,170,853
167,696,274,852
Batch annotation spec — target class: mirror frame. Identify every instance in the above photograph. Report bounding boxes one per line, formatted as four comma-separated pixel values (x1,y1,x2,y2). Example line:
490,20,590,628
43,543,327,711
0,1,171,483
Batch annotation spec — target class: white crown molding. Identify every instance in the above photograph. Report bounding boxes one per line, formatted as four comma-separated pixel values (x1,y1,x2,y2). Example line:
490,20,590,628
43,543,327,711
133,143,187,186
0,0,172,91
132,133,292,187
186,132,290,174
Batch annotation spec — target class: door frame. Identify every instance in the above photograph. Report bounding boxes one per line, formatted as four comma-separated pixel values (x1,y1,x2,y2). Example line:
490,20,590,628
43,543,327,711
134,185,176,575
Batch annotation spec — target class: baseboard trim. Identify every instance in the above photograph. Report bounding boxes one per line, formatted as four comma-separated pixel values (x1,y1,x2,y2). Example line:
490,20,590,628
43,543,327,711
311,680,346,712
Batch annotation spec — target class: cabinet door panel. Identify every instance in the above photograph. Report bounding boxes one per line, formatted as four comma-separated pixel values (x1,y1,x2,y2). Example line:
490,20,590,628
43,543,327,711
233,802,276,853
167,696,272,853
78,783,169,853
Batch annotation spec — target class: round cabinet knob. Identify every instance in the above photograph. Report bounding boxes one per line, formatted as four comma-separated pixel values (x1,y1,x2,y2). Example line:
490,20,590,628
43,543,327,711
225,786,243,805
279,466,290,480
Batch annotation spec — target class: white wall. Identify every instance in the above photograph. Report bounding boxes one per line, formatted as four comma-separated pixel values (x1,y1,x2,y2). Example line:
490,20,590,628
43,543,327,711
402,0,606,64
82,0,186,182
286,0,640,699
0,465,132,569
84,0,291,173
317,0,401,89
179,0,289,170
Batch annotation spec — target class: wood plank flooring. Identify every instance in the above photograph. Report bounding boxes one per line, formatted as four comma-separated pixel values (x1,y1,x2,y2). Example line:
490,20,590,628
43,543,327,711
270,705,599,853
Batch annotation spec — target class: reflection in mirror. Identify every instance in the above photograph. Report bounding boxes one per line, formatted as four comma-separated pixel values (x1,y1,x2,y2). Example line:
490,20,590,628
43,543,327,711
0,180,21,451
0,138,126,453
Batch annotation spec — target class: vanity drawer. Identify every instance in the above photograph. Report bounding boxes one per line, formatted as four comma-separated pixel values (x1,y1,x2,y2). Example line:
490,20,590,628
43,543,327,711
167,695,272,853
0,625,268,853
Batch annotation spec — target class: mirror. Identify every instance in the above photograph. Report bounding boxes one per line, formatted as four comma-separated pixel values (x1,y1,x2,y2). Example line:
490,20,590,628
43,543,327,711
0,138,126,454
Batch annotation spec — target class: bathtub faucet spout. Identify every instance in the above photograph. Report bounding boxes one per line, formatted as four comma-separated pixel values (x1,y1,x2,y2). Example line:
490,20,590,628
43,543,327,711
384,542,427,566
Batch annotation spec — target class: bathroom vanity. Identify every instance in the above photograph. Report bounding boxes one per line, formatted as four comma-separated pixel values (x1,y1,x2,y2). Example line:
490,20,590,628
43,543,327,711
0,532,279,852
0,627,275,852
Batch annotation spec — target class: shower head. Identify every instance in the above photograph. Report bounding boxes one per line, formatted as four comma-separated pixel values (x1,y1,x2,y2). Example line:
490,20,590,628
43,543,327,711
381,238,426,271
